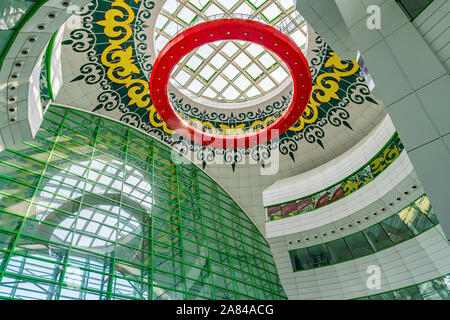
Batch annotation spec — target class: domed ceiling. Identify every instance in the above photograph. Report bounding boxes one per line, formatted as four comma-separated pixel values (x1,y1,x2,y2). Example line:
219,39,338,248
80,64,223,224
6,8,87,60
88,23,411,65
54,0,388,231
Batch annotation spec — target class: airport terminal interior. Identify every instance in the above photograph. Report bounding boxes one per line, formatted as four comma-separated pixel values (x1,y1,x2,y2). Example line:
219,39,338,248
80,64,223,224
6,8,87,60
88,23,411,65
0,0,449,300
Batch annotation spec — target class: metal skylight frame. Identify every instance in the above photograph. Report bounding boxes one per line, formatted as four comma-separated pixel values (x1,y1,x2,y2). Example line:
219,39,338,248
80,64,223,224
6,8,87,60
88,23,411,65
154,0,308,103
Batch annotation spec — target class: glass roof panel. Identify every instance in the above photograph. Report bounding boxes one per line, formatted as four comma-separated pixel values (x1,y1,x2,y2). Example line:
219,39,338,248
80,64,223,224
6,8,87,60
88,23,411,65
185,55,203,71
155,15,168,30
187,78,204,93
212,40,223,48
291,29,307,48
178,6,197,25
203,87,218,98
235,52,251,68
164,21,180,37
246,43,265,58
259,77,275,91
279,0,294,10
222,86,240,100
155,35,169,51
246,86,261,97
175,69,190,86
211,75,228,92
154,0,307,103
222,42,239,57
204,3,224,16
235,2,254,15
197,44,214,59
234,74,252,90
271,66,289,83
249,0,270,9
162,0,179,14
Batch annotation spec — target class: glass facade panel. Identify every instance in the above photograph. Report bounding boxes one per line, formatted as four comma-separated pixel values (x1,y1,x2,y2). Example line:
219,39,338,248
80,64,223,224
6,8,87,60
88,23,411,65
326,238,353,263
393,286,423,300
0,0,35,31
398,205,434,235
0,106,287,300
358,275,450,300
369,291,396,300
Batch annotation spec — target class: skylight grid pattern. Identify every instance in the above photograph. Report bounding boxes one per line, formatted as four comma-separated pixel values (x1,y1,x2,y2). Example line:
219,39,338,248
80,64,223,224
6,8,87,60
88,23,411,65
0,106,287,300
154,0,307,103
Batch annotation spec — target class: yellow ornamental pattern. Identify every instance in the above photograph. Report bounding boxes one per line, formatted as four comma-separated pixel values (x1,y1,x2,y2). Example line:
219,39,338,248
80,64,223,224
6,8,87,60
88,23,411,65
97,1,359,138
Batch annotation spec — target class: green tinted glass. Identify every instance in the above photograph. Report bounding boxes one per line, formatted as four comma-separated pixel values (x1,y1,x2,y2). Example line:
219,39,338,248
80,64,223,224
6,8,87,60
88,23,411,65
344,233,373,258
362,223,392,251
380,214,414,244
326,238,353,263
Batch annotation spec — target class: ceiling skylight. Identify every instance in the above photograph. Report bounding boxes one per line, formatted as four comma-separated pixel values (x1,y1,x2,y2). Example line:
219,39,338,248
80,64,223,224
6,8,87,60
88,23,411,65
155,0,308,103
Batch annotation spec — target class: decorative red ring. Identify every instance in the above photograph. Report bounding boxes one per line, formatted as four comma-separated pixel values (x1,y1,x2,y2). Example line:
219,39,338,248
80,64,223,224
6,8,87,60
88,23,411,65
150,19,312,149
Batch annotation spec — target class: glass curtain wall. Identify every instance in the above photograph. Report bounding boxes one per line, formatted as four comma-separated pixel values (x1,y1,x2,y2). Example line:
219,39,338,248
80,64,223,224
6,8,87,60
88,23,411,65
289,194,438,272
0,105,287,300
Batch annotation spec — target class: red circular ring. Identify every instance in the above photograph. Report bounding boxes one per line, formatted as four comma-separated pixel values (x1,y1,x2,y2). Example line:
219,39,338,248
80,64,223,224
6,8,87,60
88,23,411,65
150,19,312,149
